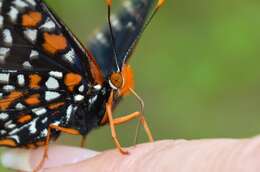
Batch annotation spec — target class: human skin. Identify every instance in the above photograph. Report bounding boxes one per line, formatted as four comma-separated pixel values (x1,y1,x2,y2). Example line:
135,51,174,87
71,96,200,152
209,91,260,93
2,137,260,172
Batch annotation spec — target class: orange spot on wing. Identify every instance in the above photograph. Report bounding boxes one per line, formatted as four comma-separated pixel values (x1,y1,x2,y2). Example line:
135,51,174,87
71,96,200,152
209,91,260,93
48,102,65,110
0,91,23,110
0,139,17,147
120,65,135,96
25,94,40,105
64,73,82,92
43,33,67,54
29,74,42,89
17,114,32,124
22,11,42,27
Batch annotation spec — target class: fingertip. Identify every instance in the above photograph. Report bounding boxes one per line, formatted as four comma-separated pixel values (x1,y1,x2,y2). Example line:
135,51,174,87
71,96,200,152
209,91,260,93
1,148,31,172
1,145,99,172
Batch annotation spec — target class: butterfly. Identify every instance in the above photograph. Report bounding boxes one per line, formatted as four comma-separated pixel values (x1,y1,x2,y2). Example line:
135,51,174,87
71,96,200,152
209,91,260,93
0,0,164,171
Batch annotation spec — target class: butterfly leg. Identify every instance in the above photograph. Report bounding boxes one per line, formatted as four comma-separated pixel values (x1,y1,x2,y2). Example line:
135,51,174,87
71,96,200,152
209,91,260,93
106,101,129,154
80,135,87,148
113,113,154,142
33,127,51,172
106,91,154,155
33,125,80,172
49,125,80,135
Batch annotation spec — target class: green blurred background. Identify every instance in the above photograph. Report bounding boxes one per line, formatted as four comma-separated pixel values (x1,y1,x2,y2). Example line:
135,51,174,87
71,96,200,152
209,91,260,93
1,0,260,171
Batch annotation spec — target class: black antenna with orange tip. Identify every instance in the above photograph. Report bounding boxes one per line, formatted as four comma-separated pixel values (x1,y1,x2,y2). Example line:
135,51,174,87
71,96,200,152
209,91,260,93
106,0,120,72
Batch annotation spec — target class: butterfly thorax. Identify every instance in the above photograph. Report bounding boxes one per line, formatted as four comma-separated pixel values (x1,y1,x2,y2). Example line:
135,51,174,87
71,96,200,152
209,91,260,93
66,82,111,135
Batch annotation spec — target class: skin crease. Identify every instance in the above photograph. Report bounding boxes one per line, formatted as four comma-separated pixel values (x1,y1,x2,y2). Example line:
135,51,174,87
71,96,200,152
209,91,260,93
14,137,260,172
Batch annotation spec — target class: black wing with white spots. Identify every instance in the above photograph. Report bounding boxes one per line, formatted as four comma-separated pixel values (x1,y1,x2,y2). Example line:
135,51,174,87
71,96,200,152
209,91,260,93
0,0,93,75
0,68,89,146
0,0,97,147
88,0,154,77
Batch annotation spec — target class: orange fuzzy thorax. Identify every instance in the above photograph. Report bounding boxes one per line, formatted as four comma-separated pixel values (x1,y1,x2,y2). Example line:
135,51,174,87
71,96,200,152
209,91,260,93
120,65,134,96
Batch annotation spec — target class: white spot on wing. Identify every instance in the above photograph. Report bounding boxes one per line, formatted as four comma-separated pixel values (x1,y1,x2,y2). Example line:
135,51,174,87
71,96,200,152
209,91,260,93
74,94,84,102
0,113,9,121
126,21,135,31
3,29,13,46
65,105,77,123
51,121,61,126
0,130,6,135
0,2,3,13
94,84,102,90
123,1,135,14
41,117,48,124
24,29,38,43
7,123,16,129
12,0,28,10
5,120,16,129
0,15,4,28
29,119,37,134
17,74,25,86
78,85,84,92
9,118,38,136
7,6,19,23
0,73,10,84
24,0,36,6
40,17,56,31
30,50,39,60
111,15,122,31
15,103,25,110
22,61,32,69
45,77,59,90
0,47,10,63
66,105,73,118
89,95,98,104
3,85,15,92
40,129,48,137
96,32,108,45
63,49,76,64
8,135,20,143
32,107,47,116
45,91,60,101
49,71,63,79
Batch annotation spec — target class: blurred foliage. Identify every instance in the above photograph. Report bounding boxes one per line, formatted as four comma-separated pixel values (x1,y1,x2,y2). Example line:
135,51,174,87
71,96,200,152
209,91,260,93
1,0,260,171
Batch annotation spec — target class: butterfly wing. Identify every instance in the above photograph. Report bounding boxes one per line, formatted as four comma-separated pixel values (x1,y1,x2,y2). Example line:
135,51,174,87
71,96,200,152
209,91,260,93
0,0,93,147
0,0,92,75
0,69,86,146
88,0,155,77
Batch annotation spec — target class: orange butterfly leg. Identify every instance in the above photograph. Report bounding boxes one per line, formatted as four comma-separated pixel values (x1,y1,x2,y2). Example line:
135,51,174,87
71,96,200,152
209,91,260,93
33,127,51,172
33,125,80,172
106,102,129,154
113,113,154,142
106,92,154,155
80,135,87,148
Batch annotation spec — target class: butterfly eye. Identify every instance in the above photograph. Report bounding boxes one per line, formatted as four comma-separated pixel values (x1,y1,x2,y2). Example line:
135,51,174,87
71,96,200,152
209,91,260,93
109,72,124,90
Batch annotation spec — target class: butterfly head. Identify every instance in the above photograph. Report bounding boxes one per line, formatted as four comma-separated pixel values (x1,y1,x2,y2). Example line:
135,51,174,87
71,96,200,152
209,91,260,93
108,64,134,96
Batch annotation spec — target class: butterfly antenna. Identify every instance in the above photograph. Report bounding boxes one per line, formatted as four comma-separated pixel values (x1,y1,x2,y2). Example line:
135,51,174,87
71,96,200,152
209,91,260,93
130,88,144,145
106,0,120,72
122,0,165,65
128,0,165,144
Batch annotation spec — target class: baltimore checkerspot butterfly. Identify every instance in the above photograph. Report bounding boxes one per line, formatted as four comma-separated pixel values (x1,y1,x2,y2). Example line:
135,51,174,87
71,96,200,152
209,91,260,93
0,0,164,171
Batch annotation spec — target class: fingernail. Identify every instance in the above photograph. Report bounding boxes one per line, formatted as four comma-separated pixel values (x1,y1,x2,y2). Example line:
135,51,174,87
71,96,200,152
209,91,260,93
1,148,31,171
1,145,100,171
